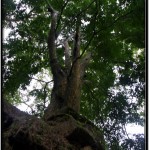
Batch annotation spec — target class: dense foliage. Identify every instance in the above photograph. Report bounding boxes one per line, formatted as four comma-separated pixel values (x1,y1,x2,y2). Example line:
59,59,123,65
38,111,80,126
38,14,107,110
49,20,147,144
2,0,145,149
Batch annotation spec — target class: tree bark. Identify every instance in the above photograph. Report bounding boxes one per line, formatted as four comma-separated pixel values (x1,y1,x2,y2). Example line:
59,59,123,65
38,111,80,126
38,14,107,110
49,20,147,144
2,100,105,150
43,5,91,121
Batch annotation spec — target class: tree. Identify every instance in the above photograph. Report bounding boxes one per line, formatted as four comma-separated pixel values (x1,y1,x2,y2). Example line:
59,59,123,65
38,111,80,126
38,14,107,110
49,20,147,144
2,0,145,149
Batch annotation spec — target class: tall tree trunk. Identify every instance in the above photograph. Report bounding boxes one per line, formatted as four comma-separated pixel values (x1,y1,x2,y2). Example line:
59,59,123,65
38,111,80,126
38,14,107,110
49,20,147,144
43,5,91,120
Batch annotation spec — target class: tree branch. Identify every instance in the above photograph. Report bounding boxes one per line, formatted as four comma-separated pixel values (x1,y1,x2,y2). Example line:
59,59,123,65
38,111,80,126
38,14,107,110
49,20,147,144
72,18,81,60
68,19,81,77
21,101,35,114
43,82,49,110
68,5,98,77
46,2,61,77
56,0,70,31
96,10,134,34
31,77,53,84
123,124,130,139
45,0,55,13
63,39,71,70
74,0,95,19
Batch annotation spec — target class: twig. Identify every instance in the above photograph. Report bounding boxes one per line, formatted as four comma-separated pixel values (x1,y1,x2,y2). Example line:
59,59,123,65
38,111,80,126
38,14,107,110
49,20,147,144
84,82,100,104
75,0,95,18
56,0,70,31
21,101,35,113
123,124,130,139
43,82,49,109
45,0,55,13
96,10,134,34
31,77,53,84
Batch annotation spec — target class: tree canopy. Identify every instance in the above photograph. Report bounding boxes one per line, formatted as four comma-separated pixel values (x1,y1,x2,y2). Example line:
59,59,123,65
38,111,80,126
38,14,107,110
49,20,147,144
2,0,145,149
